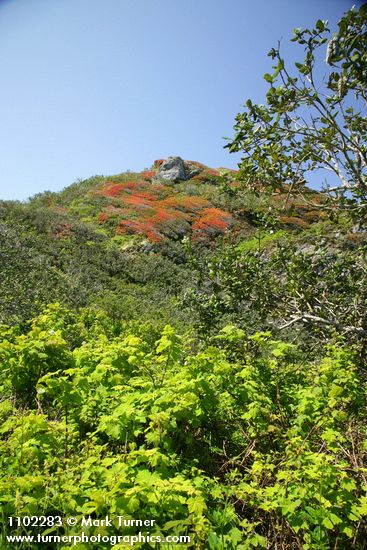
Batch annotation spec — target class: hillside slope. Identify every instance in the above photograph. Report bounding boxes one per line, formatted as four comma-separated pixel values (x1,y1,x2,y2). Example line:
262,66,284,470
0,156,358,332
30,156,327,243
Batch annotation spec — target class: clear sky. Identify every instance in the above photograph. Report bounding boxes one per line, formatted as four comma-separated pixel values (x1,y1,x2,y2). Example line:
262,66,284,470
0,0,360,200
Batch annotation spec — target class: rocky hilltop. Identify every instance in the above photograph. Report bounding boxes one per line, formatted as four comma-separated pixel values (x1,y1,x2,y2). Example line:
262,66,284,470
21,156,328,245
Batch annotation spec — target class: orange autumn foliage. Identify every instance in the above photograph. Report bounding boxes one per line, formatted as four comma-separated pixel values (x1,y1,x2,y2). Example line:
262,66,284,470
141,171,156,180
192,207,232,236
94,165,236,242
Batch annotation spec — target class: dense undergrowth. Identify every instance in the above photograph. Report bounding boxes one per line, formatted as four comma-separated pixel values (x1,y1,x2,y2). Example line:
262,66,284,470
0,305,366,549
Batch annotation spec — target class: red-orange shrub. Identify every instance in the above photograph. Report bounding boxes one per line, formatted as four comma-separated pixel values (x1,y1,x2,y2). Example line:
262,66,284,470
191,169,220,182
98,212,110,222
192,207,232,237
117,219,162,242
141,171,156,180
100,183,126,197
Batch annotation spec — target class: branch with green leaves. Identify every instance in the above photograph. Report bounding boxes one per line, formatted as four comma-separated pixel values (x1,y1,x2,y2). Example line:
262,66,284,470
227,5,367,221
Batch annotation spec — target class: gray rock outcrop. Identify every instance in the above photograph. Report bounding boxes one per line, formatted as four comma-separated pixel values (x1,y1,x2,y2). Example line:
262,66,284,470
157,157,186,182
156,157,204,182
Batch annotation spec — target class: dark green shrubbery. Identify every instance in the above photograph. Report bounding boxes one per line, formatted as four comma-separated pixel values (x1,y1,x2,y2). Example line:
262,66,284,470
0,201,193,331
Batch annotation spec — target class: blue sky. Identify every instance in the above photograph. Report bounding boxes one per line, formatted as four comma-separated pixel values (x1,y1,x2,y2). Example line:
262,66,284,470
0,0,359,200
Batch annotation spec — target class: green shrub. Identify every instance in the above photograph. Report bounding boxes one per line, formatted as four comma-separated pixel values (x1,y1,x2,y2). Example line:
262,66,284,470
0,309,366,548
